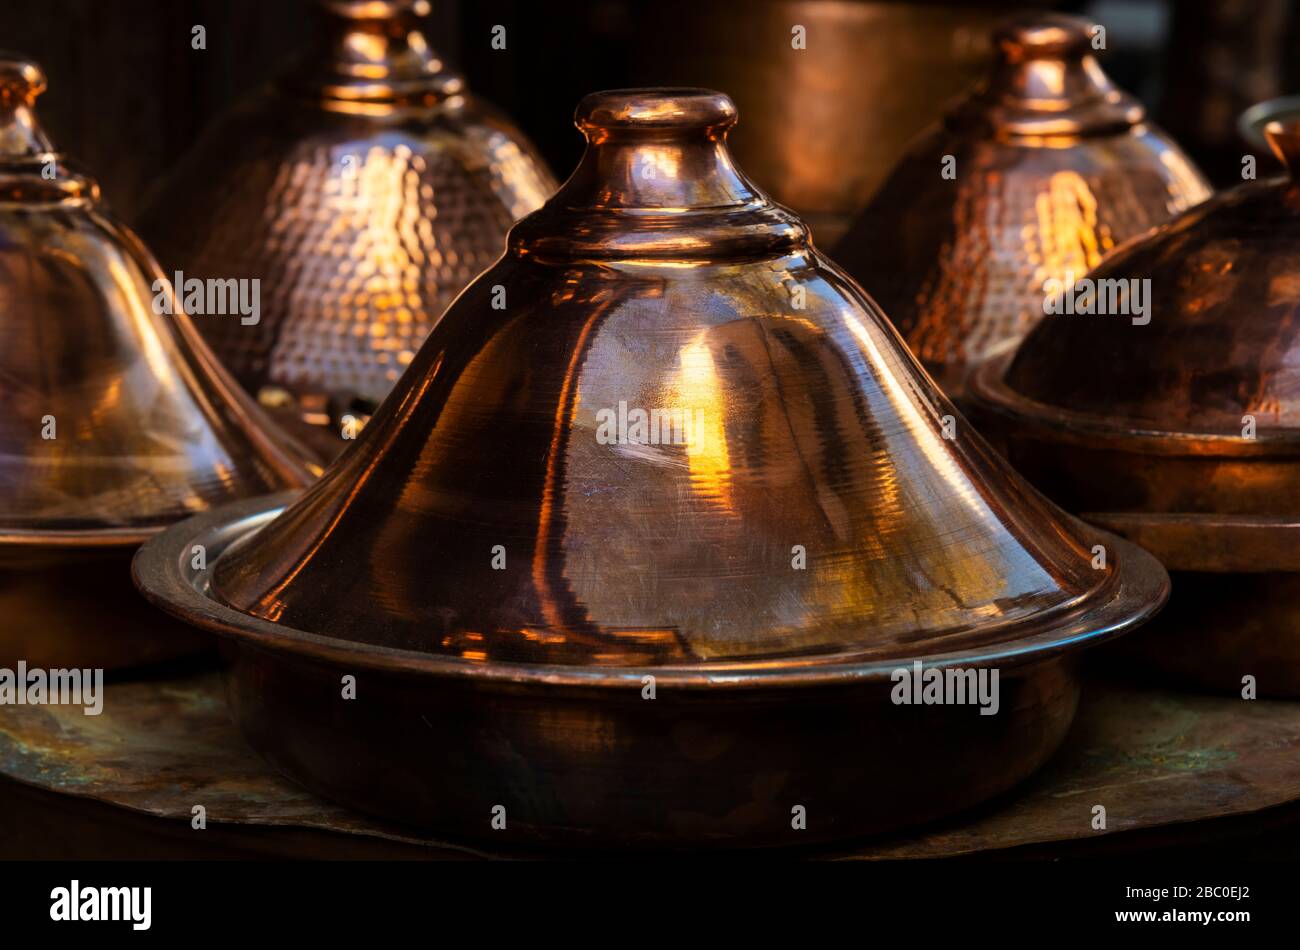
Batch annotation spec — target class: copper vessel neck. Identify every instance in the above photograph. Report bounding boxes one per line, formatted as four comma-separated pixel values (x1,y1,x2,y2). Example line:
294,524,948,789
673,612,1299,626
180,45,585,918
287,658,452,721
512,89,808,260
1265,120,1300,180
294,0,463,112
952,14,1143,139
0,54,97,204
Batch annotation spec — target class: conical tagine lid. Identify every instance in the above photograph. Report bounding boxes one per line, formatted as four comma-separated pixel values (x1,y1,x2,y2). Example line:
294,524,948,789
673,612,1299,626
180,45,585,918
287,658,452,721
0,57,314,544
994,120,1300,438
207,89,1164,668
138,0,557,422
831,13,1210,400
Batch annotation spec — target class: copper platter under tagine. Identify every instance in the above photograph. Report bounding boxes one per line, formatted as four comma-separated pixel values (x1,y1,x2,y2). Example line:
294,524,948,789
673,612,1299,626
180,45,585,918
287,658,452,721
135,89,1168,847
0,58,316,671
138,0,557,452
969,120,1300,697
832,13,1211,403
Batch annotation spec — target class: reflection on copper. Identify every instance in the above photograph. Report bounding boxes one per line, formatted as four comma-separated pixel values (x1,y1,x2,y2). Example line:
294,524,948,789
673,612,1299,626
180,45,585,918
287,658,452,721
677,338,734,512
1033,171,1104,283
969,119,1300,695
832,13,1211,402
530,294,619,654
0,57,315,669
138,0,557,447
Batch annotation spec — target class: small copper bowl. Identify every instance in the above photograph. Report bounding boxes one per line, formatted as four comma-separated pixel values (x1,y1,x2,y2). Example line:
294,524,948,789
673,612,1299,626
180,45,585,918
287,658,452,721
137,89,1167,847
968,120,1300,696
0,58,316,670
832,13,1211,402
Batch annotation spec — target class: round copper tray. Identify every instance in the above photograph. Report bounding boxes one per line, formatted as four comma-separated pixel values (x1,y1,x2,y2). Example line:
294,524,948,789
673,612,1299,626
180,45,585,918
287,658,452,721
134,493,1168,848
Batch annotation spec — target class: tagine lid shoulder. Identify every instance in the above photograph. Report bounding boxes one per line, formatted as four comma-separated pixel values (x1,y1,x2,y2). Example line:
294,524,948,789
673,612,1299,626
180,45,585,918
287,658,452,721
0,56,315,547
136,89,1167,681
976,120,1300,444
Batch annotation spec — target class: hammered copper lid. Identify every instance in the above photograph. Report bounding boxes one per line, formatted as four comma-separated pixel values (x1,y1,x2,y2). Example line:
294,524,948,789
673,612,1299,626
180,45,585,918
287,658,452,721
966,122,1300,694
0,57,313,545
998,121,1300,437
138,0,557,427
967,120,1300,575
188,88,1165,670
831,13,1211,401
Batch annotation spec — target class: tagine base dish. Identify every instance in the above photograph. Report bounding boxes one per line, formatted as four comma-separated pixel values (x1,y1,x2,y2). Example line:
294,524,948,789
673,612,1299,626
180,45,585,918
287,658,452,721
969,351,1300,531
4,665,1300,858
133,494,1167,848
969,352,1300,697
1098,571,1300,697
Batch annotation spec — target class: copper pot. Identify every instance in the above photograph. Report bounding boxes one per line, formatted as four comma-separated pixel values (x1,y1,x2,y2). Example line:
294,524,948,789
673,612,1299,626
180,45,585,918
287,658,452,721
832,13,1212,402
631,0,1016,246
968,119,1300,697
0,58,316,670
138,0,557,447
136,89,1167,847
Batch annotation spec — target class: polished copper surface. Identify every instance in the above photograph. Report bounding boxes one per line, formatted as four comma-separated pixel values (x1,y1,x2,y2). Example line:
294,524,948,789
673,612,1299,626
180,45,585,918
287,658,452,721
968,119,1300,695
138,0,557,435
0,56,315,668
635,0,1013,246
136,89,1167,846
832,13,1211,401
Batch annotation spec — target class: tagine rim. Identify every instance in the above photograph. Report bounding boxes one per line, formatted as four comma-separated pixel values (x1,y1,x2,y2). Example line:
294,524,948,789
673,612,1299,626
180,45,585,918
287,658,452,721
133,493,1170,691
970,350,1300,454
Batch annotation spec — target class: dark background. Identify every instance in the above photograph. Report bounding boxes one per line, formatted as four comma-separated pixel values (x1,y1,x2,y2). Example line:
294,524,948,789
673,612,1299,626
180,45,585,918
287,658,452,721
4,0,1298,227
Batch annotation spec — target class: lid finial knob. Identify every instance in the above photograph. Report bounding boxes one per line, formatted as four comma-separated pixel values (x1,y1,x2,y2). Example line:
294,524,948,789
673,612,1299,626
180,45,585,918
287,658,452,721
0,56,54,163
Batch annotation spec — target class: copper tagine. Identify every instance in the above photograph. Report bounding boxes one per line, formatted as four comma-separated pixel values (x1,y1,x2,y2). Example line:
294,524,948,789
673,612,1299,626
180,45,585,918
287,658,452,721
969,120,1300,696
0,57,315,670
832,13,1211,402
136,89,1167,847
138,0,557,447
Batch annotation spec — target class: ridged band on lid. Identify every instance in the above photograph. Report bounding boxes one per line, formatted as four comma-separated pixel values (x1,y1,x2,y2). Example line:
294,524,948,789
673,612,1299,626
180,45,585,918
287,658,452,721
950,14,1144,138
0,54,97,204
511,87,808,260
